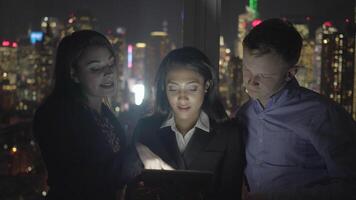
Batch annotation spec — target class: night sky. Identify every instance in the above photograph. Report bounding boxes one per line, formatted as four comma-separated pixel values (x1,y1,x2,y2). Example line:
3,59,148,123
0,0,354,48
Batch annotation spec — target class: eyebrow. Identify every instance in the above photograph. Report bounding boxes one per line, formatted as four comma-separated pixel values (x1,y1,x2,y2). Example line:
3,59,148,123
167,80,200,84
85,55,114,65
86,60,101,65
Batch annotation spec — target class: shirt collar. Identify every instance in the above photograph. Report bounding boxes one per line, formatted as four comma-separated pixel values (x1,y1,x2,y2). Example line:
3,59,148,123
160,111,210,133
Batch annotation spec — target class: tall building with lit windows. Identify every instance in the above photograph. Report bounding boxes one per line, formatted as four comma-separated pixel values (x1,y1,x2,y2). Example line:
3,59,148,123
235,0,259,59
219,35,248,115
292,23,315,90
145,25,174,100
13,17,61,118
132,43,146,80
16,43,39,102
341,23,355,117
296,39,315,89
122,42,147,108
40,17,63,40
40,17,58,90
219,36,231,112
219,36,246,115
0,41,18,114
65,11,96,35
318,21,355,115
16,36,45,117
104,28,127,112
229,0,260,113
313,22,338,92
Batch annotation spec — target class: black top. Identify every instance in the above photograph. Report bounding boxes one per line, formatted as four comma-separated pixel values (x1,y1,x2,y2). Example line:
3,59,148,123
33,96,126,200
126,114,244,200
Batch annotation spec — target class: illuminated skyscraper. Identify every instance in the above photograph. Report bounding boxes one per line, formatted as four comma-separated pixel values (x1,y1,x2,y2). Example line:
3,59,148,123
218,36,248,115
230,0,260,113
16,43,39,103
342,23,355,117
229,0,260,113
105,28,127,112
145,24,174,100
218,36,231,112
65,11,96,35
122,43,146,107
13,17,61,117
40,17,63,40
296,40,315,89
0,41,18,114
35,17,60,103
235,0,259,58
293,23,315,89
132,43,146,80
318,22,355,115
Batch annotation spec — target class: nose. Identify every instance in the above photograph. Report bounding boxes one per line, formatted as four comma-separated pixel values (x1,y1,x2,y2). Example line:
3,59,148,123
247,75,260,86
177,89,188,101
104,65,115,76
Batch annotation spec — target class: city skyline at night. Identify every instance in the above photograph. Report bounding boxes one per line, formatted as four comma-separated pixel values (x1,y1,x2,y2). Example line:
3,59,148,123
0,0,353,48
0,1,356,199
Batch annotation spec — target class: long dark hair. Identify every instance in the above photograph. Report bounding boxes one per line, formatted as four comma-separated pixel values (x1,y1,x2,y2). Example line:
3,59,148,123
154,46,228,123
50,30,115,101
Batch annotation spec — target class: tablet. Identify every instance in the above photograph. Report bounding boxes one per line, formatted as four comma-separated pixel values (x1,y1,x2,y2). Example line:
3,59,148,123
127,169,214,200
141,169,212,187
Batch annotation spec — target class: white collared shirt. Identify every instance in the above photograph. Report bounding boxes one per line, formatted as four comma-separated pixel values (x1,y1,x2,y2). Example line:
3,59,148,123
160,111,210,153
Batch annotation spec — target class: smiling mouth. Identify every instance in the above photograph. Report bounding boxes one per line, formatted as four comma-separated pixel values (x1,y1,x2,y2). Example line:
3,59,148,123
177,106,190,111
100,82,114,88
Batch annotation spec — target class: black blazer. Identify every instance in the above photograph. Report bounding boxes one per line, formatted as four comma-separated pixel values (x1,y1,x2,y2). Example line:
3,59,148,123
33,96,126,200
131,114,244,199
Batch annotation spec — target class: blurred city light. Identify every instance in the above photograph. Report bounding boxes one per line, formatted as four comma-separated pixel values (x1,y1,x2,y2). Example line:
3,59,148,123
128,44,133,68
252,19,262,27
2,40,10,46
132,83,145,105
30,32,44,44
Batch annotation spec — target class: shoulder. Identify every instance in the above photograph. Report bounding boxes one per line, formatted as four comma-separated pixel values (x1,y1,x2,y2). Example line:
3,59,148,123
296,87,347,115
33,97,90,135
292,87,355,130
33,97,64,130
235,99,253,114
35,96,85,119
33,97,77,145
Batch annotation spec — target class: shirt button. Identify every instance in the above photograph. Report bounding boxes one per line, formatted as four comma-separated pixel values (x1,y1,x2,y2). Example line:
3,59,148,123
259,138,263,143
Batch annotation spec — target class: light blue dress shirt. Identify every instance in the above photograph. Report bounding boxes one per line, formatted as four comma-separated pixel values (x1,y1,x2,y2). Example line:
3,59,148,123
237,78,356,199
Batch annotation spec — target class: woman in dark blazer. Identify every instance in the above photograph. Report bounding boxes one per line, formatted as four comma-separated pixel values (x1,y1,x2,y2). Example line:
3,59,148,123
128,47,244,199
33,30,126,200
